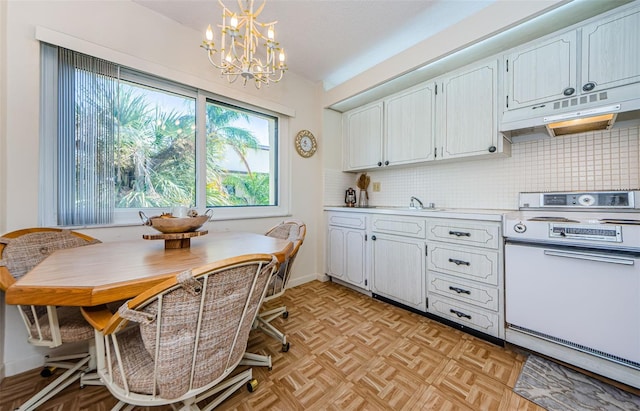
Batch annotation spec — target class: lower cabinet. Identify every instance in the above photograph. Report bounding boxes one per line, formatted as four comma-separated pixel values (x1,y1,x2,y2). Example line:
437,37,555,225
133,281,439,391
326,212,368,290
325,210,505,341
370,215,427,312
426,218,504,339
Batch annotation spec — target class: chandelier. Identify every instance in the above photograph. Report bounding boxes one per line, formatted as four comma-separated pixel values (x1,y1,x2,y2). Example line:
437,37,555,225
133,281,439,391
201,0,287,88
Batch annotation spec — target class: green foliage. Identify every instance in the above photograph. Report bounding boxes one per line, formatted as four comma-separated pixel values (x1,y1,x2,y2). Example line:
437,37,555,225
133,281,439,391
111,84,269,209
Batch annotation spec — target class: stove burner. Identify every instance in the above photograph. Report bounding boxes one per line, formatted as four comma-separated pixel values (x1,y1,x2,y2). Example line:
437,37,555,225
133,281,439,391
599,219,640,225
528,216,580,223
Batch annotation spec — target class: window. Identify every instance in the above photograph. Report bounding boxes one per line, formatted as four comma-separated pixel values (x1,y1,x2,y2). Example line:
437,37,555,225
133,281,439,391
40,44,287,227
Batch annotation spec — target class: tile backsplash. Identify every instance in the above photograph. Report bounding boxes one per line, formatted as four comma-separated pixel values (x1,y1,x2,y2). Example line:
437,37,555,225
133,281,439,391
324,126,640,210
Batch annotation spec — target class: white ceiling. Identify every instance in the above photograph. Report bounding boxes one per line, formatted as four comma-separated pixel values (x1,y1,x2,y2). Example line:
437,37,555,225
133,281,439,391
134,0,498,89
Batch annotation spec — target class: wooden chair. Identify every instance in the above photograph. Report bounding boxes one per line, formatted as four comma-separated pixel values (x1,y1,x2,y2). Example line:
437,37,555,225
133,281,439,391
0,228,102,410
81,254,278,410
252,220,306,352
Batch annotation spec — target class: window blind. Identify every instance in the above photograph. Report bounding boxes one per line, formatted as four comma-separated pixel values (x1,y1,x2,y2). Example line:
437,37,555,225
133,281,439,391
57,48,118,225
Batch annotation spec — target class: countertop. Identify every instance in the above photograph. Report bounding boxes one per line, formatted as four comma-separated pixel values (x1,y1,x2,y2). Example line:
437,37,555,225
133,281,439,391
324,206,515,222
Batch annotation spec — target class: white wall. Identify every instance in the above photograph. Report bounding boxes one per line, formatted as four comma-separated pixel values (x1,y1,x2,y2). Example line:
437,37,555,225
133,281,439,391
1,0,323,376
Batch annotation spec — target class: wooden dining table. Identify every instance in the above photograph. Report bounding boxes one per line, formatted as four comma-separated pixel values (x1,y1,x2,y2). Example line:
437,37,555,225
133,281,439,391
5,231,293,307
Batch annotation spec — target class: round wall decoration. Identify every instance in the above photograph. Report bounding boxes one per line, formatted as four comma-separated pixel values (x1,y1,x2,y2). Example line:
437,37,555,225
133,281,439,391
294,130,317,158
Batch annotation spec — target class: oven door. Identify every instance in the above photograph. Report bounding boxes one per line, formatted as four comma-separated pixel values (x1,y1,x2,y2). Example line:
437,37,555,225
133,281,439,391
505,241,640,366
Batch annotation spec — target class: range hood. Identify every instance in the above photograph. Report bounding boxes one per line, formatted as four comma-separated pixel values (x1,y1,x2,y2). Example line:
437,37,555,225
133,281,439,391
544,105,619,137
500,84,640,137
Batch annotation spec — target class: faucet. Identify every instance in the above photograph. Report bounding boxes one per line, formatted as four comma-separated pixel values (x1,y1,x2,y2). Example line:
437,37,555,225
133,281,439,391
409,196,424,209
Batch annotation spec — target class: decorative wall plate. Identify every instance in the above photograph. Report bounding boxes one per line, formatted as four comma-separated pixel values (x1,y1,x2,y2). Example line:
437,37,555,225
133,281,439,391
295,129,317,158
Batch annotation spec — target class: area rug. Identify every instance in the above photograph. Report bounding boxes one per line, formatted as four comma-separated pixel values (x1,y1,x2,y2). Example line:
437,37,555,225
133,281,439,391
514,354,640,411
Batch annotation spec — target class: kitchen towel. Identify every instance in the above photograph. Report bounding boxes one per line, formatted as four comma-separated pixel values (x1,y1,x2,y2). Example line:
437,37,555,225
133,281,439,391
514,354,640,411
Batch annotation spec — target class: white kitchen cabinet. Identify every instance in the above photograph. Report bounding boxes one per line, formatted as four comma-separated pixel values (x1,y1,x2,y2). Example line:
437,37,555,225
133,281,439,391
384,82,436,166
343,82,435,171
326,212,368,290
581,6,640,93
435,59,505,160
426,218,504,339
343,102,383,171
370,215,427,312
505,31,577,110
504,4,640,113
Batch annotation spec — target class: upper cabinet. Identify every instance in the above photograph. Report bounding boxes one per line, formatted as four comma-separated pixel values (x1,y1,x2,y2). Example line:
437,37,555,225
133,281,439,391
343,60,507,172
581,7,640,93
343,83,435,172
384,83,436,166
436,59,503,160
343,102,383,170
505,32,577,111
504,4,640,113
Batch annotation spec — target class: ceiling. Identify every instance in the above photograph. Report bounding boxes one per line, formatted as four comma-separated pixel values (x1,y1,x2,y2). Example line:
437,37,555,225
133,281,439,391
134,0,498,89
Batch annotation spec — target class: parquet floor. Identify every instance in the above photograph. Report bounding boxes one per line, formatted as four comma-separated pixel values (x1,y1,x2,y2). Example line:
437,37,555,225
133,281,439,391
0,280,543,411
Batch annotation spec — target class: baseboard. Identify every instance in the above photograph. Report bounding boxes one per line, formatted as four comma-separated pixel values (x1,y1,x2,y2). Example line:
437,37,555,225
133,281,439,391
0,362,5,382
4,353,44,377
287,272,320,288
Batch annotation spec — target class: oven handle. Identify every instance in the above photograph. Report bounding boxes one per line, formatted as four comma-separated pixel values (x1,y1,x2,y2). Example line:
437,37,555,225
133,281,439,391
543,249,635,265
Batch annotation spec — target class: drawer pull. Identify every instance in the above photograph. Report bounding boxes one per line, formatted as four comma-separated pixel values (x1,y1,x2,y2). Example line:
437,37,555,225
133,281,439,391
449,286,471,295
450,309,472,320
449,231,471,237
448,258,470,266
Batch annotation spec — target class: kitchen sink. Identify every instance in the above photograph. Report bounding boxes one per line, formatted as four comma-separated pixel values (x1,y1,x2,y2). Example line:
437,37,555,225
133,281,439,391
368,206,448,212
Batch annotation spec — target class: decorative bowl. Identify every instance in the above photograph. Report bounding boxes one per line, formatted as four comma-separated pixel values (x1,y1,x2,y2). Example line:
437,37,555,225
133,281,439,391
139,210,212,234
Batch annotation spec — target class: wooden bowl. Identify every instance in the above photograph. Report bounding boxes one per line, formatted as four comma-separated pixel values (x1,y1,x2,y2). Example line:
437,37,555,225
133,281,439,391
140,211,211,234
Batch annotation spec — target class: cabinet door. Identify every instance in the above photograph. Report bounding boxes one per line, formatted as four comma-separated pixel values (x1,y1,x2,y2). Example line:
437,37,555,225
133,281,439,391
505,31,577,110
371,234,426,312
344,229,366,288
327,226,367,289
438,60,499,160
343,102,383,171
385,82,436,166
327,226,347,280
581,7,640,93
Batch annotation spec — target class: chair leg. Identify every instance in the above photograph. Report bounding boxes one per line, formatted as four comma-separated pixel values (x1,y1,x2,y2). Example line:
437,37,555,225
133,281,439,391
196,369,254,411
17,355,91,411
239,352,272,370
256,304,290,352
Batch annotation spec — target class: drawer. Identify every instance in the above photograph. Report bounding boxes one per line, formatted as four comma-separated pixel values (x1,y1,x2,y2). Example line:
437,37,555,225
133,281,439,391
427,243,499,285
428,294,500,338
428,272,499,311
327,212,366,229
371,215,426,239
427,220,500,249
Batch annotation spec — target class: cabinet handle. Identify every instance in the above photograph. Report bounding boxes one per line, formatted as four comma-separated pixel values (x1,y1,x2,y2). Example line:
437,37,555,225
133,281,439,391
384,160,389,166
449,286,471,295
448,231,470,237
371,235,377,241
563,87,575,96
377,161,382,167
448,258,470,266
582,82,596,92
488,146,496,153
450,309,472,319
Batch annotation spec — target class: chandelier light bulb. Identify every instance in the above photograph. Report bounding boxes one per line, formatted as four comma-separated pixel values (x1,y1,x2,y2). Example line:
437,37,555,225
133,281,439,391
279,49,285,63
268,26,275,40
205,25,214,42
230,14,238,29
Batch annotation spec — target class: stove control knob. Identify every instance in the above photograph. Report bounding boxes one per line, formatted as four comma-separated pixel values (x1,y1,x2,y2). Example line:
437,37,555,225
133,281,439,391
513,223,527,233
